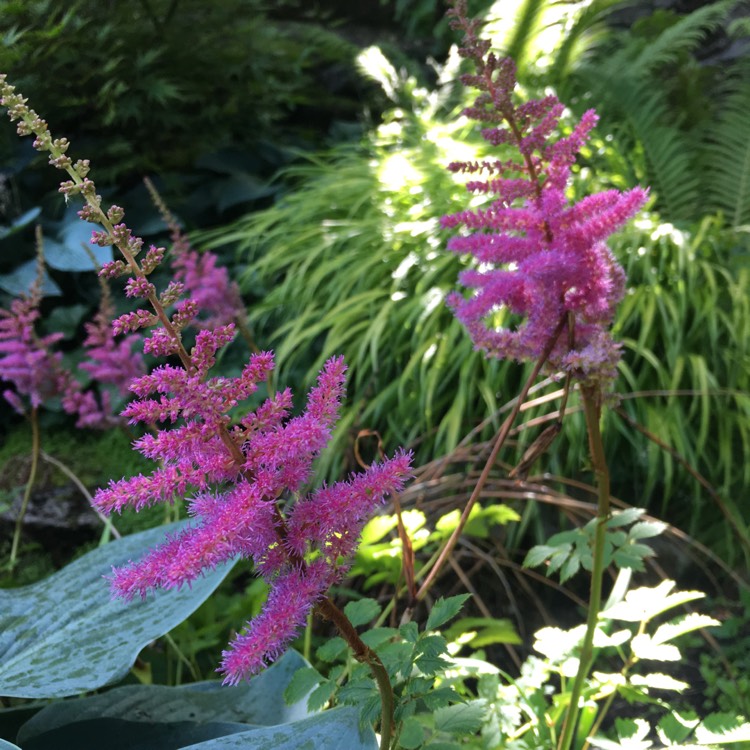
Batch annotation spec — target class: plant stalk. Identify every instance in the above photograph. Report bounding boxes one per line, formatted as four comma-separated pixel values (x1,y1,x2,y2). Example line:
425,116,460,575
9,407,40,571
415,314,567,602
317,596,394,750
557,385,610,750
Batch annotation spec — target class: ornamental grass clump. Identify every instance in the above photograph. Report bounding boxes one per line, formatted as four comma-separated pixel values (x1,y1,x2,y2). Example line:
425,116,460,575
0,74,412,694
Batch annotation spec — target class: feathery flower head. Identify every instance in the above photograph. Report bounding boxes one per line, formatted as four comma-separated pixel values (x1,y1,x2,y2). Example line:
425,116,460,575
443,0,647,384
62,275,145,429
1,74,412,684
0,295,69,414
0,238,70,414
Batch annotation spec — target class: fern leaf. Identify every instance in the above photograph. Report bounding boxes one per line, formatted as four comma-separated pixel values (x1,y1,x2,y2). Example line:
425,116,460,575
704,82,750,228
632,0,735,74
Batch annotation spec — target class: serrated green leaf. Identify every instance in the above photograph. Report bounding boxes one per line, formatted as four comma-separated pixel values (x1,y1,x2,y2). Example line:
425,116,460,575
360,627,399,649
443,617,521,648
397,716,425,749
425,595,470,631
316,637,347,663
560,553,582,583
0,522,236,699
656,709,700,745
695,713,750,744
399,621,419,644
651,613,720,644
306,680,337,713
627,521,666,540
433,702,485,734
283,665,325,706
523,545,557,568
631,634,681,661
606,508,646,528
344,598,382,627
630,673,689,692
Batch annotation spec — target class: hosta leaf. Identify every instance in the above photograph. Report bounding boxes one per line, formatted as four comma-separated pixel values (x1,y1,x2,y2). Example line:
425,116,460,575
181,706,378,749
19,718,251,750
0,521,236,698
18,650,313,744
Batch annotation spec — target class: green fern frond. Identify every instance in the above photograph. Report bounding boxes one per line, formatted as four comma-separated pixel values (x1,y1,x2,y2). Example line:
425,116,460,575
704,82,750,228
631,0,735,74
574,63,700,219
552,0,633,87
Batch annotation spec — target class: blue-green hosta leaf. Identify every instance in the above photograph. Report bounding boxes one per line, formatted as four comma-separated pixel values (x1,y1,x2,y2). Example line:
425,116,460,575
19,718,251,750
0,207,41,239
16,650,312,744
0,521,236,698
181,706,378,749
0,740,21,750
0,259,61,296
43,229,112,272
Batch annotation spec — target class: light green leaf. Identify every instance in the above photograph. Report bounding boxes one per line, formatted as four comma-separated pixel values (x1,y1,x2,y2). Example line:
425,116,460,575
316,637,347,663
442,617,521,648
630,634,681,661
283,665,326,707
695,714,750,744
602,581,705,623
0,521,236,699
656,709,700,745
627,521,666,540
630,673,689,692
651,613,720,644
523,544,557,569
606,509,646,528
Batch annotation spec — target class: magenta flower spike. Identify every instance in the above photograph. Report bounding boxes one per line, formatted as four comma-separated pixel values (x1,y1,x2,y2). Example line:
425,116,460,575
97,352,412,682
0,71,413,685
0,284,70,414
443,0,647,384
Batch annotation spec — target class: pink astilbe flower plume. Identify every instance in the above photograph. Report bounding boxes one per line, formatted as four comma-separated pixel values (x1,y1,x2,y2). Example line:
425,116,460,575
0,238,71,413
62,274,145,428
144,177,244,331
1,73,412,686
443,0,647,384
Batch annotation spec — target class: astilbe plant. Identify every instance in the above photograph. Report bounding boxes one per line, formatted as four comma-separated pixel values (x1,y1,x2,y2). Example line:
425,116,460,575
0,73,412,723
434,4,648,750
443,1,647,386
